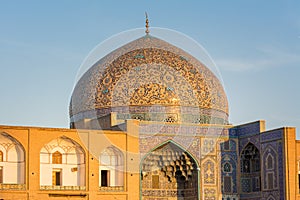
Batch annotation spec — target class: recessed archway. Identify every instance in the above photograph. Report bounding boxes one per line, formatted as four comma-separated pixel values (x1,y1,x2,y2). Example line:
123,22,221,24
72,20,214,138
99,145,124,190
141,141,199,199
39,136,85,190
240,142,261,193
0,132,25,185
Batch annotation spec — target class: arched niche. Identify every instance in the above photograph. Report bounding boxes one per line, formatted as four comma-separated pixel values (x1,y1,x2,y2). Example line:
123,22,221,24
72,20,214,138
39,136,85,190
0,132,25,185
141,141,199,199
240,142,261,193
99,146,124,190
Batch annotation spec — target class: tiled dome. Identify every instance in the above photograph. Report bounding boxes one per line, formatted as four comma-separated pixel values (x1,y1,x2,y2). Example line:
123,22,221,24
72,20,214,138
70,35,229,125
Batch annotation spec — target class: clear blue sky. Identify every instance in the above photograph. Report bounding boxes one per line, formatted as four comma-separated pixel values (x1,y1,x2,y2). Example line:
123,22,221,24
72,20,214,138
0,1,299,137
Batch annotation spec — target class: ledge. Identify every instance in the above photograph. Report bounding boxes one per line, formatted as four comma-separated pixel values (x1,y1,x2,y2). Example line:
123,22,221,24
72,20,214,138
99,186,124,192
40,185,86,191
0,184,26,190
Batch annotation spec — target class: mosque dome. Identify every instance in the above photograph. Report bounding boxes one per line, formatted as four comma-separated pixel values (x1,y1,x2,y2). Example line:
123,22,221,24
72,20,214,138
70,34,229,127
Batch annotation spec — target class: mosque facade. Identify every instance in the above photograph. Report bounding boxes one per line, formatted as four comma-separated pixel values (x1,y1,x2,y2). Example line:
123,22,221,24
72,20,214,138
0,24,299,200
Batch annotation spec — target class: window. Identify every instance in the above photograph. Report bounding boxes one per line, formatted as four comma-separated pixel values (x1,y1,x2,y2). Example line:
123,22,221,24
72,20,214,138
0,151,3,162
223,176,232,193
40,137,86,188
223,163,231,173
52,151,62,164
52,169,62,186
254,160,260,171
101,170,110,187
242,159,250,173
241,143,260,173
240,143,261,192
99,146,124,187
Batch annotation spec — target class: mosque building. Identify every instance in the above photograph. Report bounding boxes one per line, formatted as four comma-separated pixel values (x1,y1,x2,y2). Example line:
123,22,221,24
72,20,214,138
0,18,299,200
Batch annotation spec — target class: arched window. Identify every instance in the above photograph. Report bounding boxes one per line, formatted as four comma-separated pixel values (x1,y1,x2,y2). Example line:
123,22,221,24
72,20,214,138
40,137,86,189
241,143,260,173
0,150,3,162
52,151,62,164
240,143,261,193
99,146,124,188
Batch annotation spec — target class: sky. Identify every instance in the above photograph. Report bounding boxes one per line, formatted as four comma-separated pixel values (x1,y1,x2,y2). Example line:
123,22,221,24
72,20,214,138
0,1,300,137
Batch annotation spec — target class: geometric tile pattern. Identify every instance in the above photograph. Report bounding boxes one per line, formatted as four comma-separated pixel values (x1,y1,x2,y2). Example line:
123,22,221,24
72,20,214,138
70,35,228,125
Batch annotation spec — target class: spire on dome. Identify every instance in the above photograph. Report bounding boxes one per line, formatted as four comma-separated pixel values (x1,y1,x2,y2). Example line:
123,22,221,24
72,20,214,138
145,12,149,34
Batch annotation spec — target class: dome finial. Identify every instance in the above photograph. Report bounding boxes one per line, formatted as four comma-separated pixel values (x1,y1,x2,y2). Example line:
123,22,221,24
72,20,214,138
145,12,150,34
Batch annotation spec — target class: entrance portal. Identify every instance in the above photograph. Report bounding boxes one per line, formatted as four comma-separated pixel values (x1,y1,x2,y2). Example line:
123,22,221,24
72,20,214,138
141,142,198,199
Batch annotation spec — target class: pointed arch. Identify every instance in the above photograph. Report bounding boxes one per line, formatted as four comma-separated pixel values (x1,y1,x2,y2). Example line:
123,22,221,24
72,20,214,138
40,136,85,190
240,142,260,173
262,144,276,156
240,142,261,193
100,146,123,166
262,145,278,190
0,132,25,185
99,145,124,189
262,145,277,171
140,140,200,167
141,140,199,199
